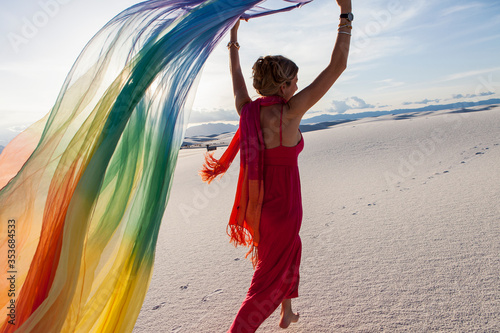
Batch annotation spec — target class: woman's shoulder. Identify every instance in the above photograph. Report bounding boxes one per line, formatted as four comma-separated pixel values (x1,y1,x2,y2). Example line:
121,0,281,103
282,101,303,123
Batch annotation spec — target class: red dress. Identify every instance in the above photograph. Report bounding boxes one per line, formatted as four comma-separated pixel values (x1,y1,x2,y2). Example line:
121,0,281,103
229,103,304,332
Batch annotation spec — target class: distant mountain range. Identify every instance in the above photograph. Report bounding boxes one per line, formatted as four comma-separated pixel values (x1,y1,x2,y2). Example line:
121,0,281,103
300,98,500,124
185,98,500,138
185,122,237,137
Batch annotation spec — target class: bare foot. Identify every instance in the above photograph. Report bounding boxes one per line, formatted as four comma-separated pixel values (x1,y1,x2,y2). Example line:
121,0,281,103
279,309,299,329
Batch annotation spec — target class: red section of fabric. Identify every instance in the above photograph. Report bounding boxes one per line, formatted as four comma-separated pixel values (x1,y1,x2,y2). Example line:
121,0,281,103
200,95,288,266
279,104,283,146
229,105,304,333
200,129,240,183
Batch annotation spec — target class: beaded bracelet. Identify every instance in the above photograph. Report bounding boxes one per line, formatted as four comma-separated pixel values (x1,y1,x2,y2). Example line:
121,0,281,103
227,41,240,50
338,31,352,36
338,24,353,29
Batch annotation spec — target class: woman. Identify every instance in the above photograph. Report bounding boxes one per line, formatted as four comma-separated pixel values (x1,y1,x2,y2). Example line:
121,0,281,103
202,0,352,331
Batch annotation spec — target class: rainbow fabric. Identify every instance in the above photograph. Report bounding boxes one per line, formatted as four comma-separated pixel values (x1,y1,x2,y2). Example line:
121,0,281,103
0,0,311,331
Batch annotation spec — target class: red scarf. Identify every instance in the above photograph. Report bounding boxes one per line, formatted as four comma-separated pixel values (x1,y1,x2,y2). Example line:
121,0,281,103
200,95,286,266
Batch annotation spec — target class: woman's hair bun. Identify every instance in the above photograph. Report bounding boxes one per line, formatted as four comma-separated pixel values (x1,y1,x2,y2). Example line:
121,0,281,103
252,55,298,96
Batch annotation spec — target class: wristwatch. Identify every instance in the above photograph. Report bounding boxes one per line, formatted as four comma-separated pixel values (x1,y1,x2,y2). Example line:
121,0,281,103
340,12,354,22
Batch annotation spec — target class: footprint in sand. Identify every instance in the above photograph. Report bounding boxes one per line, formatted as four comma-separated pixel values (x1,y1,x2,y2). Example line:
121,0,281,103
152,301,166,310
201,289,223,302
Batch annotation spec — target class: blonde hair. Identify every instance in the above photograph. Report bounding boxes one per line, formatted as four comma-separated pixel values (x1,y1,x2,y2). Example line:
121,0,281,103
252,55,298,96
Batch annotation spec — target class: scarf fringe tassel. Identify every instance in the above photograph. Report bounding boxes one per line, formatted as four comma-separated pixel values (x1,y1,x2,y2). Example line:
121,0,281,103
199,152,228,183
227,224,259,268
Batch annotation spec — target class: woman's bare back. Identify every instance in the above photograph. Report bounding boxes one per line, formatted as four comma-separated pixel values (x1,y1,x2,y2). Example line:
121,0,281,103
260,104,302,149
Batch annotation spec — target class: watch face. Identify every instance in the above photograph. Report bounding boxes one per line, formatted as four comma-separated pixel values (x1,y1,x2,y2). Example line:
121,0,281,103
341,13,354,21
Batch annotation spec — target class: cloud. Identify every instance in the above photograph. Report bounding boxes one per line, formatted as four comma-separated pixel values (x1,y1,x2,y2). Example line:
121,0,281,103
348,0,427,65
403,98,440,105
8,125,28,133
188,109,239,124
441,4,483,16
0,124,31,145
0,62,71,75
330,100,351,114
374,78,405,91
451,91,495,99
439,66,500,82
403,92,496,106
330,96,374,114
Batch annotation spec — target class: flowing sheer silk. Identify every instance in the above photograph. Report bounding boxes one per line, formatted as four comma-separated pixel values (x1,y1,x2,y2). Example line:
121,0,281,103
0,1,312,332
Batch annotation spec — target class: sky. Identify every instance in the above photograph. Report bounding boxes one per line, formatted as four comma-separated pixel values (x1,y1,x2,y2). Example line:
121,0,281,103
0,0,499,145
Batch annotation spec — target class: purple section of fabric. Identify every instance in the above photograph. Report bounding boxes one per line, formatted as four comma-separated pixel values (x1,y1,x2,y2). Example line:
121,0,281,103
242,0,313,19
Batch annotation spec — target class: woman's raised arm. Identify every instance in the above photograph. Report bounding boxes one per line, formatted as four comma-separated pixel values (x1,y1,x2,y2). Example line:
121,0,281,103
287,0,352,119
229,20,252,116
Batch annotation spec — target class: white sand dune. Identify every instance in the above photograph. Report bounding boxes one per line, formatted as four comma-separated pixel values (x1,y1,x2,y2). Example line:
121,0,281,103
133,106,500,332
182,132,235,149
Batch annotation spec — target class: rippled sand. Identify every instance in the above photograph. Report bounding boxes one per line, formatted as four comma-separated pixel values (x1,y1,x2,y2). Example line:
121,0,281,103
135,105,500,332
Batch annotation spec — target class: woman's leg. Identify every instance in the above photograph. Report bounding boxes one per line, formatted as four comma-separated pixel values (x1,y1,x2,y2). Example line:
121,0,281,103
279,298,299,328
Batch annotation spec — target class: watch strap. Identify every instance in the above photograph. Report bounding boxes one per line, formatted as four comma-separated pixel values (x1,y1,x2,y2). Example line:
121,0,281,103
340,13,353,21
